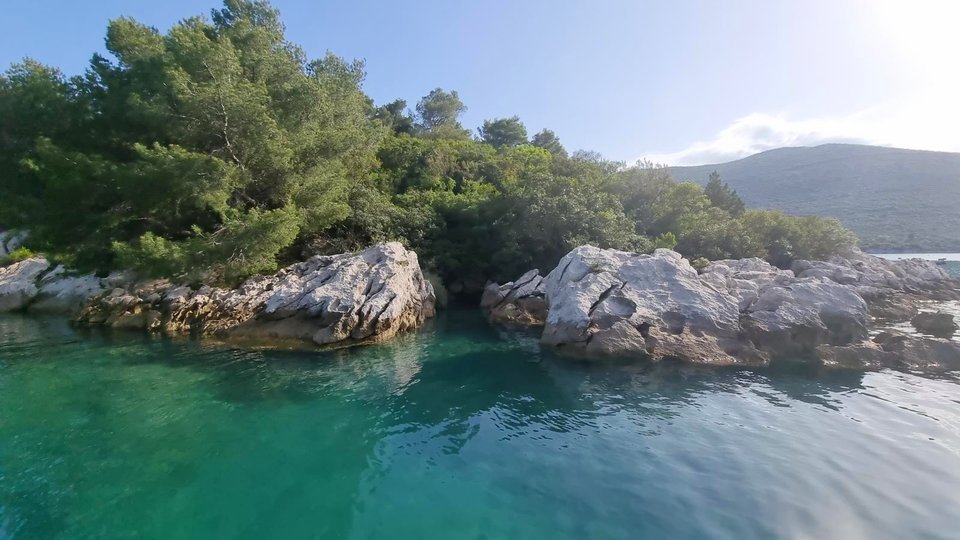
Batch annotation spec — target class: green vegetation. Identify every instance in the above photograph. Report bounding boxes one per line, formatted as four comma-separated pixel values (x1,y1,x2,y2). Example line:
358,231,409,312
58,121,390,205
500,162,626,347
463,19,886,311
0,247,35,267
0,0,857,290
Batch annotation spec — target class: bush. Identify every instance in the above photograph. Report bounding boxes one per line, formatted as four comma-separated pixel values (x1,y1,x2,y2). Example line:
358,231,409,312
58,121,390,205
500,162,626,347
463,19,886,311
690,257,710,272
0,247,35,266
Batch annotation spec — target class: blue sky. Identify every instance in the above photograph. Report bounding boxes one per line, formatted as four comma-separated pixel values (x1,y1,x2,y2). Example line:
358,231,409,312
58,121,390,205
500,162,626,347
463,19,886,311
2,0,957,165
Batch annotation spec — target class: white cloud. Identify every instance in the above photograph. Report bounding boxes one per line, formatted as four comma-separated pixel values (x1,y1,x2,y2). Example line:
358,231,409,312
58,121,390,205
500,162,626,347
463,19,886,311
642,98,960,166
643,0,960,167
641,112,877,166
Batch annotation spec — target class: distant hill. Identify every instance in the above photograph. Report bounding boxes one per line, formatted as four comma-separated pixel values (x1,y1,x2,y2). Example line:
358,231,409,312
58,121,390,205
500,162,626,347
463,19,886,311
670,144,960,252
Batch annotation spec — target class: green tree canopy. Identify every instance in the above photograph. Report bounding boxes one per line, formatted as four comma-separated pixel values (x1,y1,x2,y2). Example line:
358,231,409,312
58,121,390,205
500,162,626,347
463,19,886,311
414,88,469,139
0,0,859,291
704,171,746,216
531,128,567,157
478,116,528,149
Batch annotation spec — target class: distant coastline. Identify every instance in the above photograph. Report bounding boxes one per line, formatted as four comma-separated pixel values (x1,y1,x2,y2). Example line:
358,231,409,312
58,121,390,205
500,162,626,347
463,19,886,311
872,253,960,261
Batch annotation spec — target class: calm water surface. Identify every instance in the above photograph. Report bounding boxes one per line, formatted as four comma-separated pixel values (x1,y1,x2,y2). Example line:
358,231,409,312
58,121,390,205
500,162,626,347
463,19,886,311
1,311,959,539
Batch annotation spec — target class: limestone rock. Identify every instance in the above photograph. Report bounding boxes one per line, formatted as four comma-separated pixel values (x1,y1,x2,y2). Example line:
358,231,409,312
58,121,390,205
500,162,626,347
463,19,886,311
740,279,869,358
0,230,27,258
480,270,547,325
0,258,51,312
793,251,956,295
75,243,435,348
540,247,765,366
29,266,106,315
866,294,919,321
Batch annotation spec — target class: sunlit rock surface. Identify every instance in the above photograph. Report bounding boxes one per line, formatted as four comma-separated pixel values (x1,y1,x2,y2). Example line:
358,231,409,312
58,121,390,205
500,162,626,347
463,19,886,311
484,246,959,371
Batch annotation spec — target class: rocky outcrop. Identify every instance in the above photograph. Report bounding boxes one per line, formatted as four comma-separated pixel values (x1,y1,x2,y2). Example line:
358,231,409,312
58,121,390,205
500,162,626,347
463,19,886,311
911,312,958,339
870,331,960,372
482,245,960,372
792,252,959,319
793,251,954,294
539,248,768,366
31,266,111,314
0,258,51,311
480,270,547,325
74,243,435,347
0,259,118,316
0,243,435,349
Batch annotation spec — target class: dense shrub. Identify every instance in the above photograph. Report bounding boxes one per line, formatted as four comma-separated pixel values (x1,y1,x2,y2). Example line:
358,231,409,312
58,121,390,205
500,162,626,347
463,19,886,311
0,247,35,267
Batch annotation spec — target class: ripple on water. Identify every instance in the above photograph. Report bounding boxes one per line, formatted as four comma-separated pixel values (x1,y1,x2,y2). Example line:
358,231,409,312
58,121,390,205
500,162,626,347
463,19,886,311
1,312,959,539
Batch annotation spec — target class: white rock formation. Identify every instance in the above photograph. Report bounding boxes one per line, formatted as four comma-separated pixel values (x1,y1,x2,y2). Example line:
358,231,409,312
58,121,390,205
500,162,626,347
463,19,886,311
75,243,436,347
0,258,51,311
485,245,955,370
540,247,765,366
31,265,107,314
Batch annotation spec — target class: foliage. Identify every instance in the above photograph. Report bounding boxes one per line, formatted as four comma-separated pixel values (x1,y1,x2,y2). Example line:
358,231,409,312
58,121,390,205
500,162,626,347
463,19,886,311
414,88,470,139
0,247,36,267
0,0,859,291
690,257,710,272
670,144,960,252
478,116,528,149
530,129,567,157
704,171,745,216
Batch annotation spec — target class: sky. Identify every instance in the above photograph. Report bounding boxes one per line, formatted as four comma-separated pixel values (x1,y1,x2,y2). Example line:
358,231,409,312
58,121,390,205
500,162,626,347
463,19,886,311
1,0,958,166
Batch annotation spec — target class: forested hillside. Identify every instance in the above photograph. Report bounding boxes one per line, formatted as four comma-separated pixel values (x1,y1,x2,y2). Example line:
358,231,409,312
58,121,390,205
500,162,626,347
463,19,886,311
672,144,960,252
0,0,856,292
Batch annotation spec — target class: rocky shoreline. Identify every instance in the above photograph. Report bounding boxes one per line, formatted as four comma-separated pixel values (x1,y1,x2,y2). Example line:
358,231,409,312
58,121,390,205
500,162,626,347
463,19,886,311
3,233,960,372
483,246,960,372
0,242,436,348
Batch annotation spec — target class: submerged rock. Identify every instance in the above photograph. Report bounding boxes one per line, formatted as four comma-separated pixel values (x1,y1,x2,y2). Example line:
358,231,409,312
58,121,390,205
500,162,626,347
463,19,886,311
816,342,898,371
75,243,436,348
910,312,958,339
872,331,960,372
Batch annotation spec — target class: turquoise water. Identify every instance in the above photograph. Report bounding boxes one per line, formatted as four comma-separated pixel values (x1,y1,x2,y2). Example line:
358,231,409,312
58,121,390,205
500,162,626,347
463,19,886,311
2,312,960,539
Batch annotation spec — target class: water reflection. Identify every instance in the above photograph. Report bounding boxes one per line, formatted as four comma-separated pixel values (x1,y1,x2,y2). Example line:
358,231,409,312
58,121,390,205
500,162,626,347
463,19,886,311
2,311,960,539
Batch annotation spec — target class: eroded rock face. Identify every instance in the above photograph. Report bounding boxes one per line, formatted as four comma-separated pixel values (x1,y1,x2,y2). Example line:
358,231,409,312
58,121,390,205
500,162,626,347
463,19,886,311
480,270,547,325
539,247,767,366
75,243,436,347
740,279,869,358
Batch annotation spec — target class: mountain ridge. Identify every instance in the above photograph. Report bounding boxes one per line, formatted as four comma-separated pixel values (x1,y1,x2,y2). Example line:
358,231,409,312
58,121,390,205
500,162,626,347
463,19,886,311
670,143,960,252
